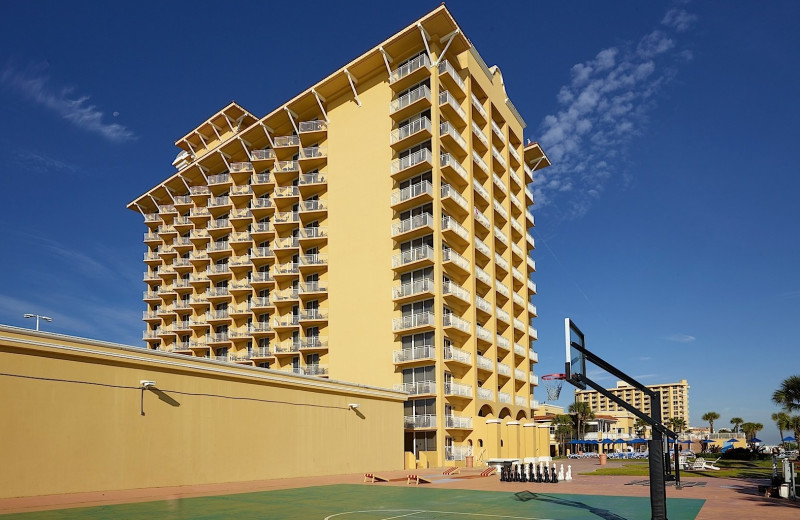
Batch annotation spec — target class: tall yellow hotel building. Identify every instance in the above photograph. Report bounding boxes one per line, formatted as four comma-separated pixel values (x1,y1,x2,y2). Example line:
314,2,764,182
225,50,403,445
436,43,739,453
128,6,550,466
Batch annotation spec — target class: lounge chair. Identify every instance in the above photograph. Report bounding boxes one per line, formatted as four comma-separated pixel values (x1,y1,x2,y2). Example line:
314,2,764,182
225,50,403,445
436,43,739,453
687,458,720,471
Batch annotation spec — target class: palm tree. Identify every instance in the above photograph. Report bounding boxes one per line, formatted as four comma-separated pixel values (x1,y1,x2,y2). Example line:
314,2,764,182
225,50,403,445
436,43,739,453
772,375,800,412
669,417,687,435
568,401,594,440
772,412,790,445
702,411,720,434
634,418,648,438
551,414,573,455
730,417,744,433
787,416,800,446
742,422,763,441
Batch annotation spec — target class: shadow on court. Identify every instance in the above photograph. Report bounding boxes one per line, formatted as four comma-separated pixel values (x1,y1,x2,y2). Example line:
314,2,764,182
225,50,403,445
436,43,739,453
514,491,627,520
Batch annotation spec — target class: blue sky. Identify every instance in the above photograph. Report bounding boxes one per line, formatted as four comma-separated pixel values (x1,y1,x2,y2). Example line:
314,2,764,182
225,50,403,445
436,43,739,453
1,1,798,443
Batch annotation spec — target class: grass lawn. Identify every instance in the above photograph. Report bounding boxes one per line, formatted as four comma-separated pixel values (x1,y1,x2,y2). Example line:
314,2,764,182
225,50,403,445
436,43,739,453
585,458,775,479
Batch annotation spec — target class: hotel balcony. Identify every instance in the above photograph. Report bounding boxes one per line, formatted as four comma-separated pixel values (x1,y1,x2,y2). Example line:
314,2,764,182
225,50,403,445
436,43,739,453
252,149,276,164
477,387,494,401
472,121,489,153
472,151,489,178
471,93,488,123
274,160,299,174
188,295,209,307
389,53,430,86
249,347,274,360
189,185,210,197
527,256,536,272
513,318,525,333
274,135,300,148
495,253,509,275
530,374,539,386
250,198,274,215
391,212,434,240
476,354,493,372
268,288,297,304
442,280,470,308
298,119,328,139
442,313,471,337
393,311,435,332
498,391,511,404
206,309,230,323
527,278,537,294
510,193,523,214
439,91,465,126
509,168,522,190
528,326,538,340
206,264,231,277
274,262,299,277
474,237,490,261
494,200,508,223
496,335,511,351
475,325,491,343
393,345,435,364
515,395,527,407
143,291,160,302
391,116,431,148
274,211,300,225
445,445,474,461
526,209,535,227
510,219,524,240
404,414,436,429
512,267,525,288
274,236,300,250
392,278,435,303
302,364,328,377
299,308,328,323
495,281,510,301
473,179,490,206
492,172,508,198
531,399,540,410
514,369,526,382
528,302,537,317
250,323,273,336
250,222,274,239
144,232,161,244
299,253,328,272
299,171,327,189
525,186,534,205
208,173,230,186
299,281,328,295
443,345,472,366
494,227,509,251
442,247,470,275
189,207,211,219
299,200,327,218
509,146,522,168
251,246,274,260
273,315,300,329
530,350,539,363
438,59,465,96
229,257,252,272
445,415,472,429
392,245,434,270
491,146,507,172
391,148,433,178
491,120,504,146
496,308,510,325
230,161,253,174
440,121,467,156
208,332,230,345
440,153,468,186
441,184,468,217
390,84,431,120
391,180,433,210
514,342,526,358
444,381,473,399
230,186,253,200
475,296,492,318
299,337,328,351
251,272,274,286
441,215,469,246
475,266,491,289
394,380,436,396
251,296,272,309
208,196,232,212
144,213,161,225
168,342,192,353
274,185,300,200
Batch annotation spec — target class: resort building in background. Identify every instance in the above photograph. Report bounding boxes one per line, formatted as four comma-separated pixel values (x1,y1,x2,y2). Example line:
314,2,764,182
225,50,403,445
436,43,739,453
574,379,691,425
128,5,550,467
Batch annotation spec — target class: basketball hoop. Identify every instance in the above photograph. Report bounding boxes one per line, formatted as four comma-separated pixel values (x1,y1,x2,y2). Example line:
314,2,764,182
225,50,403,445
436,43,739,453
541,373,567,401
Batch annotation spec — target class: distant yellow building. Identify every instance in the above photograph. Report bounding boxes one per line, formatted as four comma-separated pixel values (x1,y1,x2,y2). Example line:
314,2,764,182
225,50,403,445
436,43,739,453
574,379,690,425
128,5,550,467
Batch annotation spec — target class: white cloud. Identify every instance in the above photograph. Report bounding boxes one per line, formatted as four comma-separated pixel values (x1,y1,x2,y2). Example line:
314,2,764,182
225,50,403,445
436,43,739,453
1,65,135,143
665,334,696,343
533,9,695,220
662,9,698,32
12,150,78,174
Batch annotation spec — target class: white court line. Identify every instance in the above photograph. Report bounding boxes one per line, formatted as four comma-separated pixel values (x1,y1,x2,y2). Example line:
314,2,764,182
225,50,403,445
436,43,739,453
323,509,552,520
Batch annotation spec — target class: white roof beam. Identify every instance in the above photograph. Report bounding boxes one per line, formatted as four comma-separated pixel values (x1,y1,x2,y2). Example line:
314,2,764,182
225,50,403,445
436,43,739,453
435,29,459,66
284,107,300,135
311,89,329,122
418,23,432,59
343,68,361,107
379,46,393,77
260,123,275,148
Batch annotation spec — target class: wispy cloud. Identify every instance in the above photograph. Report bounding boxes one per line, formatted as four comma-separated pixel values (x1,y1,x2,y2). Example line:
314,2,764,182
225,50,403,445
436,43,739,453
11,150,79,174
1,64,135,143
665,333,696,343
534,9,696,220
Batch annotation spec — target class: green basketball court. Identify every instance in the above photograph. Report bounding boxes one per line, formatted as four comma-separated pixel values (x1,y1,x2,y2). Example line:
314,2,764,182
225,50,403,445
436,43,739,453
1,484,705,519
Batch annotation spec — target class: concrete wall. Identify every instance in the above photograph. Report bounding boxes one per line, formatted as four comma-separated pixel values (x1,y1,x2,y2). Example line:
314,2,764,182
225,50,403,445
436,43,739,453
0,326,405,499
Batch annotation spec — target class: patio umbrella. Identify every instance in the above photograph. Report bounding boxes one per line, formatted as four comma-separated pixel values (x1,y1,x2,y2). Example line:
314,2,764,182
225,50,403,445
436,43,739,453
628,438,647,444
614,439,626,444
569,439,583,444
699,439,713,444
601,438,614,444
750,437,762,443
783,436,797,442
586,440,599,445
726,438,739,443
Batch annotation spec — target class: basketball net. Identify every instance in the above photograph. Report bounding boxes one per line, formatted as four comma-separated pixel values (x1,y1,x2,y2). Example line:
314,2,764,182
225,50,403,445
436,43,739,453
544,378,564,401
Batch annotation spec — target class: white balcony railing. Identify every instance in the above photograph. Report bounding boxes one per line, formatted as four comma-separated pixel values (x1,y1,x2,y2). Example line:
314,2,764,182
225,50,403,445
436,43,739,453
391,148,433,174
493,172,508,195
494,200,508,221
476,355,493,371
445,415,473,429
299,120,328,133
393,312,436,331
444,345,472,365
531,399,540,409
515,395,527,407
390,84,431,113
393,245,434,267
440,122,467,152
390,53,431,84
442,313,471,333
495,254,509,273
393,345,435,363
393,278,435,299
509,146,521,164
471,93,487,120
391,116,431,143
476,325,492,342
473,151,489,175
394,380,436,395
439,91,466,121
472,121,489,148
494,227,509,247
492,146,507,170
445,445,474,461
496,282,510,299
440,153,468,183
530,350,539,363
478,387,494,400
497,363,511,377
515,369,526,381
441,215,469,241
442,280,470,303
404,414,436,429
444,381,473,398
441,184,468,212
475,296,492,315
391,180,433,206
274,135,300,147
514,343,526,357
442,247,469,271
498,391,511,404
475,266,491,286
496,335,510,350
473,179,489,202
392,212,434,237
438,59,465,91
530,374,539,386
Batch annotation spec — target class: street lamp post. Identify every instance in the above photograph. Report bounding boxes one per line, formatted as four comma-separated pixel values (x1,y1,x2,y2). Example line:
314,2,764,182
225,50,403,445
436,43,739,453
23,313,52,331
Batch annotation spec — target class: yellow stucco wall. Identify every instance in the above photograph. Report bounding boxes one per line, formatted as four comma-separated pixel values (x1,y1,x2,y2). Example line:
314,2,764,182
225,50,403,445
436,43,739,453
0,326,404,499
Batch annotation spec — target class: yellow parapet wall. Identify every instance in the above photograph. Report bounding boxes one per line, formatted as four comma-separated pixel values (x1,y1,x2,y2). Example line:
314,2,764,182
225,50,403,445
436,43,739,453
0,326,406,499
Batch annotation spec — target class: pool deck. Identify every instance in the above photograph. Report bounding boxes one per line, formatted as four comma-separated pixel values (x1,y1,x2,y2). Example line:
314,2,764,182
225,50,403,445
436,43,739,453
1,458,798,518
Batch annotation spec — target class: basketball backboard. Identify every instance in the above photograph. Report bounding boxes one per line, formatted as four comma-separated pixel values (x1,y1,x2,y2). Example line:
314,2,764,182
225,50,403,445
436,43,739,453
564,318,586,389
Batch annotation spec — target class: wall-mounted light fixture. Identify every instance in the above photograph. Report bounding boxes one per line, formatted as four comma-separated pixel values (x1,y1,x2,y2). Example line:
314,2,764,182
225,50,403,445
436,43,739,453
348,403,360,410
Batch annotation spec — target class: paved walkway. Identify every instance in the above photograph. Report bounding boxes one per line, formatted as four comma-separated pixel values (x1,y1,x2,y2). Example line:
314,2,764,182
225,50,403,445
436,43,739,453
1,458,798,518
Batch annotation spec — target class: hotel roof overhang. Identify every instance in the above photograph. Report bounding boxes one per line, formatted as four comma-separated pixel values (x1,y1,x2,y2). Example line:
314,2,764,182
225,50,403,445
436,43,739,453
524,142,551,172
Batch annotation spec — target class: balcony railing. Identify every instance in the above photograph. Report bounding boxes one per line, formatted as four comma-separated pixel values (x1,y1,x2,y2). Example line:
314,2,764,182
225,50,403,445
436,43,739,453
496,335,510,349
275,185,300,198
394,380,436,395
445,445,474,461
390,53,431,84
527,256,536,272
531,399,540,409
530,374,539,386
300,281,327,293
439,91,466,121
300,253,327,266
441,184,468,212
391,116,431,144
442,280,470,303
444,381,473,398
498,391,511,404
478,387,494,400
491,120,504,141
442,313,470,333
303,364,328,376
274,135,300,147
476,354,493,371
512,267,525,284
274,160,299,173
513,318,526,332
390,84,431,114
474,237,490,257
393,312,435,331
441,215,468,241
392,245,434,268
515,395,527,407
404,414,436,429
444,345,472,365
394,345,435,363
299,146,326,160
300,226,328,239
440,122,466,151
496,309,510,325
391,148,432,174
442,247,469,271
391,180,433,206
473,151,489,175
492,146,507,170
473,180,490,204
493,173,508,196
251,149,276,160
438,59,465,90
475,296,492,315
495,254,509,273
300,172,326,185
514,342,526,357
497,363,511,377
445,415,473,429
393,278,434,299
299,309,328,321
471,93,487,120
511,220,524,239
494,200,508,221
509,146,521,165
494,227,508,248
475,266,491,286
530,350,539,363
230,162,252,173
391,213,434,237
496,282,510,299
299,120,327,133
510,193,523,212
440,153,468,183
515,369,526,382
527,279,537,293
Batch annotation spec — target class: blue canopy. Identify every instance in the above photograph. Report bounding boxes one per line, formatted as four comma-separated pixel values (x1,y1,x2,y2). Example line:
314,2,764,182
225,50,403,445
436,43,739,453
614,439,627,444
700,439,713,444
601,438,614,444
628,438,648,444
750,437,762,443
783,436,797,442
569,439,584,444
725,438,739,443
585,440,599,445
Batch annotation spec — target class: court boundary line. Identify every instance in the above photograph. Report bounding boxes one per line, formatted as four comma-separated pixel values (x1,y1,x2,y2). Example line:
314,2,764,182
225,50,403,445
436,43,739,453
323,509,553,520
